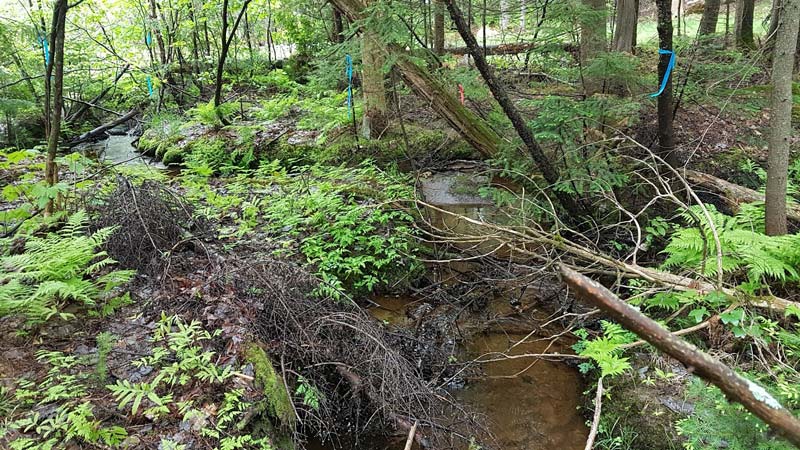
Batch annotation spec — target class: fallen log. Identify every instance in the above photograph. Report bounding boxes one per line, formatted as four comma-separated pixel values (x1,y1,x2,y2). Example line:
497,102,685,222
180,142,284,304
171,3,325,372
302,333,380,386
445,42,537,56
67,108,138,147
445,42,576,56
329,0,502,158
560,264,800,448
685,169,800,221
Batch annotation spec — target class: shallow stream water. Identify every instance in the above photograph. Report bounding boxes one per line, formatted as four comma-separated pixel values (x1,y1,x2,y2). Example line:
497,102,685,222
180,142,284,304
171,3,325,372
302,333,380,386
369,296,588,450
80,133,166,169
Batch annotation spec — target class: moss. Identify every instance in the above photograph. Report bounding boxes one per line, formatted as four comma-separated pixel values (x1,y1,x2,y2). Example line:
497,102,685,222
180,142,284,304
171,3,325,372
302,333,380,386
243,343,295,429
161,147,185,165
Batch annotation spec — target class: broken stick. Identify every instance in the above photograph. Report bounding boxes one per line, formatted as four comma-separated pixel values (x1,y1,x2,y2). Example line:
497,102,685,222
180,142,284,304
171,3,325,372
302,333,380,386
559,264,800,447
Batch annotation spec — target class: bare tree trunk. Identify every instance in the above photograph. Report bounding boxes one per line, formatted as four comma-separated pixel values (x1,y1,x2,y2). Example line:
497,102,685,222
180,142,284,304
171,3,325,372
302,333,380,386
765,0,800,236
361,28,388,139
655,0,678,167
735,0,755,49
699,0,721,35
433,0,445,55
613,0,637,52
45,0,68,216
580,0,608,95
444,0,588,217
214,0,252,125
500,0,509,29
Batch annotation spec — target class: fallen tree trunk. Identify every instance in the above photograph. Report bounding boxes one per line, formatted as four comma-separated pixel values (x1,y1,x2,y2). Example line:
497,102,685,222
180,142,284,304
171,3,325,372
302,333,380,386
328,0,502,158
445,42,576,56
685,169,800,221
446,42,537,56
560,264,800,448
67,108,138,147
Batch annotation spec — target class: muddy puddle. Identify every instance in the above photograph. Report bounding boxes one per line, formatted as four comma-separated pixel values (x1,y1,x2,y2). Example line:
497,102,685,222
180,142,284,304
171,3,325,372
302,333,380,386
369,296,588,450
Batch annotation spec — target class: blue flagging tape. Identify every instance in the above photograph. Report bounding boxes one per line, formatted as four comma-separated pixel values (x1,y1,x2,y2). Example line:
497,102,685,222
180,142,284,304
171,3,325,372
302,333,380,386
146,76,154,97
146,31,152,48
650,49,676,98
38,35,51,67
345,54,353,118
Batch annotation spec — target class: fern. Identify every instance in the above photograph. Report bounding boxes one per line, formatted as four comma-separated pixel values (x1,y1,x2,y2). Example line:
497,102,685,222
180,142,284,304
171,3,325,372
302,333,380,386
0,211,134,324
662,204,800,285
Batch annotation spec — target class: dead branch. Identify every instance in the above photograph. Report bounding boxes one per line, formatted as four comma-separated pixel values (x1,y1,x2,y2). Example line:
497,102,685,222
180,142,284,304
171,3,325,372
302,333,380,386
67,108,139,147
560,264,800,447
584,377,603,450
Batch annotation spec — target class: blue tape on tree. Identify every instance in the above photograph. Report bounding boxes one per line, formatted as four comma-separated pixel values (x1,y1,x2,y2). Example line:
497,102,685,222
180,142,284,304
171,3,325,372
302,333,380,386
146,76,154,97
38,35,50,67
345,54,353,118
650,49,676,98
146,31,152,48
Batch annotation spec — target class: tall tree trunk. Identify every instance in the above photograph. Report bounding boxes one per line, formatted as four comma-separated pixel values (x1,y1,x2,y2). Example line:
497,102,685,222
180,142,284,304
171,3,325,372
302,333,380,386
613,0,637,52
45,0,68,216
580,0,608,95
655,0,678,167
765,0,800,236
735,0,755,49
433,0,445,56
444,0,587,218
500,0,509,29
361,28,388,139
699,0,721,35
214,0,252,125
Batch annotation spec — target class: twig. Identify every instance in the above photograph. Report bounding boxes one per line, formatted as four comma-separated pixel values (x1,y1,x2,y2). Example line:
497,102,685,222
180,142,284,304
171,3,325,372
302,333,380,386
403,420,419,450
584,377,603,450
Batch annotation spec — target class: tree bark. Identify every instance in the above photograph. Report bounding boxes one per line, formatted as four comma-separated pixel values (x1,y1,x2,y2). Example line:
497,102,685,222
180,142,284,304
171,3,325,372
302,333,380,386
560,264,800,448
765,0,800,236
332,8,345,44
699,0,722,35
656,0,678,167
361,28,388,139
580,0,608,95
444,0,588,217
433,0,445,56
632,0,640,48
44,0,68,216
735,0,755,49
613,0,637,53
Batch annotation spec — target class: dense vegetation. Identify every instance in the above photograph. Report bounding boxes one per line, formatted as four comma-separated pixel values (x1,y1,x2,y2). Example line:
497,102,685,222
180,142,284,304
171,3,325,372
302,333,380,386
1,0,800,449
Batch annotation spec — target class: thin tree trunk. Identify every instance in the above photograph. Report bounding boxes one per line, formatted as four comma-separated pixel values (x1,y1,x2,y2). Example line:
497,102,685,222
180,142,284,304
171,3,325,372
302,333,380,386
214,0,252,125
699,0,721,35
765,0,800,236
613,0,637,52
655,0,678,167
45,0,68,216
444,0,587,217
735,0,755,49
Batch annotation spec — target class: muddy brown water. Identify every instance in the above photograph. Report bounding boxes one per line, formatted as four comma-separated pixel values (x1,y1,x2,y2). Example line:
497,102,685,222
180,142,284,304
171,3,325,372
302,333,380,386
369,296,588,450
